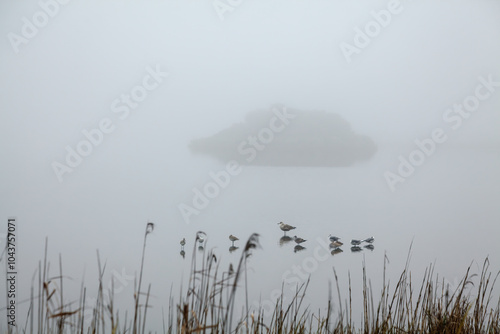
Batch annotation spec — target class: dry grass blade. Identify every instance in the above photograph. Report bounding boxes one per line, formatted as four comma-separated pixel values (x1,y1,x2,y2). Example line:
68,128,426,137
14,233,500,334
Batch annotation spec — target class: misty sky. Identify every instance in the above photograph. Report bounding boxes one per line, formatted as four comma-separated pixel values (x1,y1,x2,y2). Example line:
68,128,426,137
1,0,500,331
189,106,377,166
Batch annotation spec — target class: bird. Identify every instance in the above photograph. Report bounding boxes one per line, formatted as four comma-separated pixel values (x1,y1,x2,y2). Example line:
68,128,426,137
279,235,293,246
294,245,306,253
180,238,186,248
229,234,239,246
364,244,375,251
362,237,375,243
293,236,306,244
331,248,343,256
278,222,296,235
351,246,362,252
329,235,341,242
329,240,343,248
196,231,207,244
351,239,362,246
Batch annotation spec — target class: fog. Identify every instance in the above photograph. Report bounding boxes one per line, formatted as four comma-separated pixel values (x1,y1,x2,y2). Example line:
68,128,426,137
189,106,377,166
1,0,499,331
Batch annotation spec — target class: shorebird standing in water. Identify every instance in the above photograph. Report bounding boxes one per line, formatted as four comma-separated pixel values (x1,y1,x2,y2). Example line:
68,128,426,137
180,238,186,249
329,235,341,242
293,236,307,244
278,222,296,235
351,239,362,246
362,237,375,243
330,240,343,248
197,232,206,244
229,234,239,246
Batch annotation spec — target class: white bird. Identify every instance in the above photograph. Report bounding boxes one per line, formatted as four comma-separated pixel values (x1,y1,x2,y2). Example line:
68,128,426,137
278,222,296,234
197,231,206,244
293,236,307,244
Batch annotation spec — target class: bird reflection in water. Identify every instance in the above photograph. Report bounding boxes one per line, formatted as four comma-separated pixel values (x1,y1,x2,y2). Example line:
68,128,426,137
198,245,204,252
351,246,362,252
364,244,375,251
180,249,185,258
229,246,239,253
294,245,306,253
279,235,293,246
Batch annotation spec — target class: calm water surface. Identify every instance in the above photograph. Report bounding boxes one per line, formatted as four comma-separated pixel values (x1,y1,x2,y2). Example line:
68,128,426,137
4,147,499,331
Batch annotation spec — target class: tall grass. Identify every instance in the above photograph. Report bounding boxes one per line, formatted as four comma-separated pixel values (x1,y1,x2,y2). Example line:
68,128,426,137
2,226,499,333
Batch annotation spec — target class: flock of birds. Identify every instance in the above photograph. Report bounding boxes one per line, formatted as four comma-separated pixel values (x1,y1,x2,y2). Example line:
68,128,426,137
178,222,375,258
178,232,241,258
277,222,375,254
